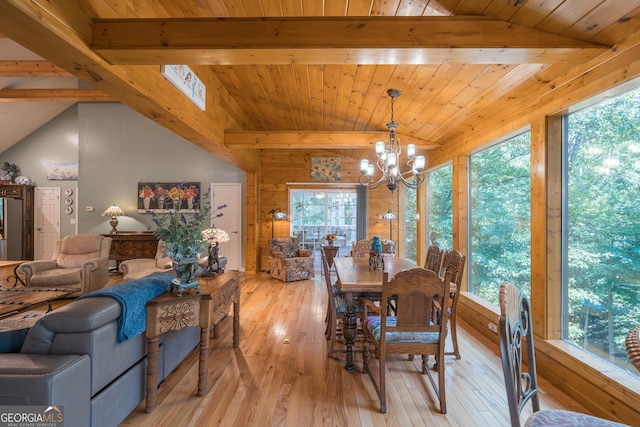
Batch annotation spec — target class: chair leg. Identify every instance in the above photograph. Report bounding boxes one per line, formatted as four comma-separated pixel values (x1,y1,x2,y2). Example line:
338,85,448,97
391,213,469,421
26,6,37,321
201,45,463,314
444,310,461,359
436,352,447,414
378,348,387,413
450,313,460,359
328,310,338,358
363,334,370,368
324,296,330,338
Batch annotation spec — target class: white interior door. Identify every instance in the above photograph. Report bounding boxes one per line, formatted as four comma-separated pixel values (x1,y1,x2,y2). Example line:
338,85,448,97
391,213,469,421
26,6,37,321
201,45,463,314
35,187,60,260
210,183,242,271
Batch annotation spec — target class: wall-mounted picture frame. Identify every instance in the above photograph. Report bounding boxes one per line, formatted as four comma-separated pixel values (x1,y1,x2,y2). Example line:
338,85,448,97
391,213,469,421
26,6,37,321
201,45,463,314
137,182,201,213
311,157,341,181
46,161,78,180
160,65,206,111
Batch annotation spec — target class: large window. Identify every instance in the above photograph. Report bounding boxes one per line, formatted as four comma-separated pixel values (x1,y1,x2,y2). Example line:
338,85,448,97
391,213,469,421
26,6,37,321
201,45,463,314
469,132,531,304
403,187,417,262
290,190,357,268
427,164,453,251
564,86,640,372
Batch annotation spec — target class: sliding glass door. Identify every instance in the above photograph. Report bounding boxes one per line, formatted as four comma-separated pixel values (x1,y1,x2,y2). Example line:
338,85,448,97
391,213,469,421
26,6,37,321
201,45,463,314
290,189,357,269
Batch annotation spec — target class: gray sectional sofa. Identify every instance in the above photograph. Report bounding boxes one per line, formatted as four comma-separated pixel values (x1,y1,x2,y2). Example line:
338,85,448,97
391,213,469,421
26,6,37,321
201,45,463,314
0,295,200,426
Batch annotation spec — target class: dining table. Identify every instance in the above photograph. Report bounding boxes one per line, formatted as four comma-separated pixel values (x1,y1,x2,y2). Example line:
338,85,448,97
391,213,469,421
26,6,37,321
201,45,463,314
334,256,418,372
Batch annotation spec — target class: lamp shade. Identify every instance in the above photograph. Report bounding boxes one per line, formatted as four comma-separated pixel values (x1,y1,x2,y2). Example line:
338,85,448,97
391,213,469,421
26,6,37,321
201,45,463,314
101,205,126,217
202,228,230,244
382,209,397,220
272,210,287,219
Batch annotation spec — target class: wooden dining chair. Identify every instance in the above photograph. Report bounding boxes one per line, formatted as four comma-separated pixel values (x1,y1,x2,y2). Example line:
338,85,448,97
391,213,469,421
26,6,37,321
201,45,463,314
499,282,627,427
322,250,363,358
441,249,466,359
361,268,451,414
424,244,444,274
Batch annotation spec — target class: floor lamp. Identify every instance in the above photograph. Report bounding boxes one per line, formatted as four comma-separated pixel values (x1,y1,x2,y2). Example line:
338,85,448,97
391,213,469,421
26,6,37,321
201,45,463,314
382,209,396,240
270,208,287,238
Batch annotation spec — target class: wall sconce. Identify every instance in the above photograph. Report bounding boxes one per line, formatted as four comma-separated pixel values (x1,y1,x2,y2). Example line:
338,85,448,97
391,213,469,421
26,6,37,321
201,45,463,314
101,204,127,234
382,209,397,241
270,208,287,238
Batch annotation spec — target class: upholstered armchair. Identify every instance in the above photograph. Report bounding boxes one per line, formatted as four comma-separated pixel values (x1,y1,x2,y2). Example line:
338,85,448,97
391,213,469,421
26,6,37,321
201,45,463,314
19,234,112,297
268,237,314,282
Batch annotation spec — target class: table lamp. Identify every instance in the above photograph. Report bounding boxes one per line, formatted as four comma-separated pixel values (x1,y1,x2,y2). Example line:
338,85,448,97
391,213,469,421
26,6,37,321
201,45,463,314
270,208,287,238
382,209,397,240
101,204,127,234
202,227,230,276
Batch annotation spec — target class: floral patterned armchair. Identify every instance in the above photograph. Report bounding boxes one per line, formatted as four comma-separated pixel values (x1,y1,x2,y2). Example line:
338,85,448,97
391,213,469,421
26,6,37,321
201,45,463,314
268,237,315,282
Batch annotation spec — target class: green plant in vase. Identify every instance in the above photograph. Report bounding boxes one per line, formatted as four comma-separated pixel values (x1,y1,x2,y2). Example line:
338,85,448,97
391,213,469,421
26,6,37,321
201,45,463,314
149,184,226,295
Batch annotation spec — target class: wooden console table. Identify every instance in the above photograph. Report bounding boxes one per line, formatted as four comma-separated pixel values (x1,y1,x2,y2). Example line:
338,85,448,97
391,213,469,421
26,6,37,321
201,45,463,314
144,270,243,411
145,292,212,412
199,270,243,347
103,232,157,268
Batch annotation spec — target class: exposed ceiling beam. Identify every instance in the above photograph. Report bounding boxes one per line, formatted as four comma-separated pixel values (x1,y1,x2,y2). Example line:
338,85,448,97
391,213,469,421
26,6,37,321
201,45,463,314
0,61,72,77
91,17,608,65
0,89,116,102
0,0,259,171
225,131,438,149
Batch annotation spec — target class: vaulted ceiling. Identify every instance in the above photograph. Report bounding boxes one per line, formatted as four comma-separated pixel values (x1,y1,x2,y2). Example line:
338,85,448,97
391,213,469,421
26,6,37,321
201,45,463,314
1,0,639,169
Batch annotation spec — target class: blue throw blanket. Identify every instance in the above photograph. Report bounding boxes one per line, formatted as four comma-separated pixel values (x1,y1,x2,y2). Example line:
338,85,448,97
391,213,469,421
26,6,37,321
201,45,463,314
78,273,173,342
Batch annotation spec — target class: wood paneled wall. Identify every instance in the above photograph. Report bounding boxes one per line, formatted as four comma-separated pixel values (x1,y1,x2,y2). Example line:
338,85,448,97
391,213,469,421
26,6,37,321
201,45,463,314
258,149,400,271
434,33,640,427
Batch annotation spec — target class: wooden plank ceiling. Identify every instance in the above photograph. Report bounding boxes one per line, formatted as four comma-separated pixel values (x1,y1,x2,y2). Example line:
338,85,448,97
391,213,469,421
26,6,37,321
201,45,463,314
2,0,640,164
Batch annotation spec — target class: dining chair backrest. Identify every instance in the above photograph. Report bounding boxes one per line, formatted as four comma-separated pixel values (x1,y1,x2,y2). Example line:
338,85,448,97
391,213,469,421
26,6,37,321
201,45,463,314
321,249,337,314
499,282,540,426
381,268,449,336
352,239,397,258
442,249,465,285
498,282,626,427
424,244,444,274
441,249,467,359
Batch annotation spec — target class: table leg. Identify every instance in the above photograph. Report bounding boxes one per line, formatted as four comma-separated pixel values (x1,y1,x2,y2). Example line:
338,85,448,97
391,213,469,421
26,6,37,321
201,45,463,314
342,306,358,372
233,298,240,348
198,325,209,396
146,336,159,412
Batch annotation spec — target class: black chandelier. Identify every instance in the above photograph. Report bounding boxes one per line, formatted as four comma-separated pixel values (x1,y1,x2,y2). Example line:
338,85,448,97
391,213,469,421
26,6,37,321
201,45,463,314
359,89,426,192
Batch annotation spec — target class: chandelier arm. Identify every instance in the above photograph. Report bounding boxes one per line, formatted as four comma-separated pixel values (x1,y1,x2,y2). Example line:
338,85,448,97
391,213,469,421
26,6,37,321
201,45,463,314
359,174,388,189
396,172,425,189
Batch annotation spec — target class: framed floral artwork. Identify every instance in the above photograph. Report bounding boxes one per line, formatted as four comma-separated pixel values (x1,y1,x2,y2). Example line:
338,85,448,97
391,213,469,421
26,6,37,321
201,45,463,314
46,161,78,180
311,157,341,181
137,182,201,213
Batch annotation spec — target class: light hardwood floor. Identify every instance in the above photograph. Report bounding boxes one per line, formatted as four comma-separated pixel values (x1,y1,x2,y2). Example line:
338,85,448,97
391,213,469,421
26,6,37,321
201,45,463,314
2,266,594,426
